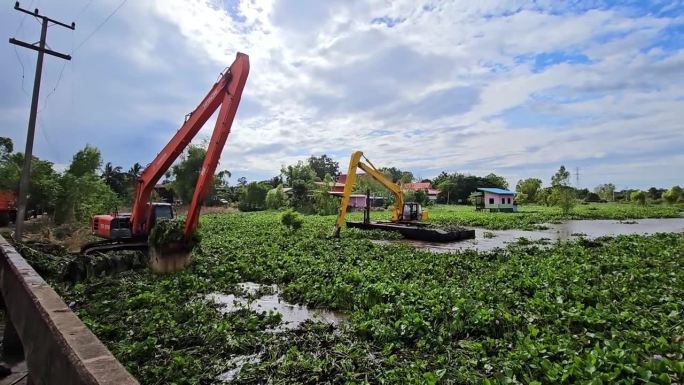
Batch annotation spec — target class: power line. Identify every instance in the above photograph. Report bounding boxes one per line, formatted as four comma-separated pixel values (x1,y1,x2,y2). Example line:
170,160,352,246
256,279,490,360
38,0,128,114
73,0,129,53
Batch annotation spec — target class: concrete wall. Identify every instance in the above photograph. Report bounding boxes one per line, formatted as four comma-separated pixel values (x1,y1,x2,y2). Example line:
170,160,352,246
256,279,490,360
0,235,139,385
483,192,514,209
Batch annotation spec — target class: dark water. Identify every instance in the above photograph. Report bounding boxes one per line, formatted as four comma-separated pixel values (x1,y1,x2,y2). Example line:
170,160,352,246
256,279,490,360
378,218,684,253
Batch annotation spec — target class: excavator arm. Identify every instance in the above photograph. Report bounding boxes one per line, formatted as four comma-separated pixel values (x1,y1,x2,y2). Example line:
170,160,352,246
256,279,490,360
130,52,250,237
333,151,404,237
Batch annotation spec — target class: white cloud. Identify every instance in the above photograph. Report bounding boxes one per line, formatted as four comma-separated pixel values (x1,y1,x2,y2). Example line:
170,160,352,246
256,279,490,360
1,0,682,189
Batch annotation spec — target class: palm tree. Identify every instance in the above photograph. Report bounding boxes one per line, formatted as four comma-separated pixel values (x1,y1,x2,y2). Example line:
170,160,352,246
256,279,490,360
101,162,123,185
127,162,143,180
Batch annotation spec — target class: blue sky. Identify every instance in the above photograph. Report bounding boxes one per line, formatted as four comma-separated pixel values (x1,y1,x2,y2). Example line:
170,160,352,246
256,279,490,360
1,0,683,190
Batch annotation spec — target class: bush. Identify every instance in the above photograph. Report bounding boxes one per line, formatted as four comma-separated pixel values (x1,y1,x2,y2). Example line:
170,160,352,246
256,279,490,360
584,192,601,203
280,209,303,231
238,182,269,212
550,186,576,215
630,191,646,206
148,219,201,248
265,185,287,210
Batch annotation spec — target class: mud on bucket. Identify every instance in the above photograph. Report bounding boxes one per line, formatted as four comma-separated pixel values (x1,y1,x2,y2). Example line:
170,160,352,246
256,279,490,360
149,241,194,273
147,219,200,273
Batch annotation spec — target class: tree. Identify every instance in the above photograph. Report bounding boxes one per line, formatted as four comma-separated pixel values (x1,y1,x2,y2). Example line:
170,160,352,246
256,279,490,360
0,139,62,216
101,162,127,197
0,137,12,159
170,145,207,204
515,178,542,203
313,174,339,215
433,171,508,204
237,177,247,187
281,161,316,186
128,162,143,180
238,182,269,211
265,185,287,209
647,187,663,200
594,183,615,202
67,145,102,177
663,185,682,204
400,171,414,184
55,145,117,224
630,191,646,205
551,166,571,188
307,155,339,181
584,192,601,203
281,161,317,212
405,189,430,206
484,173,509,189
550,166,575,214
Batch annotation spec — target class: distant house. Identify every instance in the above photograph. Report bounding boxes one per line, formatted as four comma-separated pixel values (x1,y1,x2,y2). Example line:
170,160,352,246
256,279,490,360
402,182,440,201
326,173,385,208
472,188,517,212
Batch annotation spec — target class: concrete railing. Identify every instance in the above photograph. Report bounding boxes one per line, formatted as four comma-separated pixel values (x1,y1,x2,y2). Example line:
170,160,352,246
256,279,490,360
0,235,139,385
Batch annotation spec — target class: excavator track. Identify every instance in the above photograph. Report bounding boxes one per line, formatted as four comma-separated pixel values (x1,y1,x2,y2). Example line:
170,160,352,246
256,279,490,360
81,239,148,256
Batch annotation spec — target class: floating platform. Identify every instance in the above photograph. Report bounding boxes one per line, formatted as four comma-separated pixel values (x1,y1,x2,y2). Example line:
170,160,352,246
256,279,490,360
347,221,475,242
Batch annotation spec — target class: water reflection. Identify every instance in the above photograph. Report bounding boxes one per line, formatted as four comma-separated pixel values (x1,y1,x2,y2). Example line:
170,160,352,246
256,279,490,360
380,218,684,253
208,282,347,331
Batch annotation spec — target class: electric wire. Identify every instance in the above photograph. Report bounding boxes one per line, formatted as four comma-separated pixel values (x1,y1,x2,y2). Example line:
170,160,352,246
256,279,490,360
39,0,129,114
72,0,129,54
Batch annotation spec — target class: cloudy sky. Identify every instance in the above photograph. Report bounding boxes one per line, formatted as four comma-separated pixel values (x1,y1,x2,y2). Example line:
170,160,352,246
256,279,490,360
1,0,683,190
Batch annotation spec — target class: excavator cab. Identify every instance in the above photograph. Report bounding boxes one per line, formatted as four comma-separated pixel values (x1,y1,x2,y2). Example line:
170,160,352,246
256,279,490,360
402,202,422,222
149,202,175,223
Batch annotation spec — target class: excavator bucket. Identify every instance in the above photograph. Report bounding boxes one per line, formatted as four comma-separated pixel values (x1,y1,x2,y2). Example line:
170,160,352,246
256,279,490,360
148,241,194,273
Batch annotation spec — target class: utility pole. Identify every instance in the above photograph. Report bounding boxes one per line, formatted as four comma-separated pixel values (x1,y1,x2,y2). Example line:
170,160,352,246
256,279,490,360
9,2,75,240
575,167,580,189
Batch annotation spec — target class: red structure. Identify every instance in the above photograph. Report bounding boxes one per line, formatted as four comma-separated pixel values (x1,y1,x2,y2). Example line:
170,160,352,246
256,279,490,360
88,53,250,251
402,182,440,201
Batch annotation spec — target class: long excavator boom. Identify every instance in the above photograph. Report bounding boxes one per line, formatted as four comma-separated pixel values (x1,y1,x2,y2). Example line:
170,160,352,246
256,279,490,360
333,151,404,237
130,52,250,237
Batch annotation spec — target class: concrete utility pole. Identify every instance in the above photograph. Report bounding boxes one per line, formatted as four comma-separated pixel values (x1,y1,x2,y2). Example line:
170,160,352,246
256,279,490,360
9,2,74,240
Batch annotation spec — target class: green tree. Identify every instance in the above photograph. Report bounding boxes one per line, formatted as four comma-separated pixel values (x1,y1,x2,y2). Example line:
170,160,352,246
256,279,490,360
594,183,615,201
484,173,509,189
647,187,662,200
281,161,316,186
515,178,542,203
170,145,207,204
307,155,339,180
549,166,575,214
265,185,287,209
67,144,102,177
551,166,571,188
313,174,339,215
379,167,413,184
0,145,61,215
55,145,117,224
238,182,269,211
663,185,682,204
0,137,12,159
400,171,414,184
101,162,127,197
630,190,646,205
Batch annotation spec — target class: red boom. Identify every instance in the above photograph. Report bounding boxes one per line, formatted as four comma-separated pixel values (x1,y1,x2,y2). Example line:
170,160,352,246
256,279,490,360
130,52,250,237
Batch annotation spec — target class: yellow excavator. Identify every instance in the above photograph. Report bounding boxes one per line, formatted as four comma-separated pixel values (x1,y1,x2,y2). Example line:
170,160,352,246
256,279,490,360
333,151,474,242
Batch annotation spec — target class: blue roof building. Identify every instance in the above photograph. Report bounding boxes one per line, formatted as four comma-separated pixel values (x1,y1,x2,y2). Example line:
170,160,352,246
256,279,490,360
472,188,517,212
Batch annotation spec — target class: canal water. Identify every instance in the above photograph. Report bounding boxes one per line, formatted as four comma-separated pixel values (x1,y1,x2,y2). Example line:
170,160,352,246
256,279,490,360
381,218,684,253
209,282,347,382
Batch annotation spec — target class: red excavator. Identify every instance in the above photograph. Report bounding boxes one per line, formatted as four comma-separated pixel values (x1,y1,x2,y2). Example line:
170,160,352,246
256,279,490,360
82,52,249,269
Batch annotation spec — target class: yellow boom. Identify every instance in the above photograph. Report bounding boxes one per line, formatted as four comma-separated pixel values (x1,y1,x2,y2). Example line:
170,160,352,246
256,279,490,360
333,151,404,237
